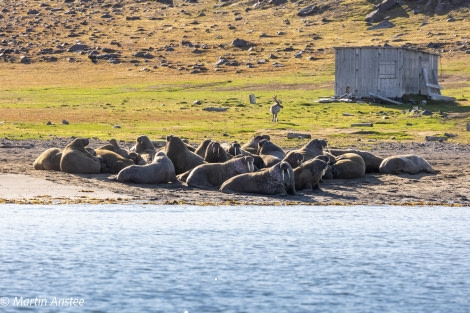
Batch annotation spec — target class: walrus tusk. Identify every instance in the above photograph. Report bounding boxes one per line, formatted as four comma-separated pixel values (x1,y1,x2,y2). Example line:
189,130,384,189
281,166,290,183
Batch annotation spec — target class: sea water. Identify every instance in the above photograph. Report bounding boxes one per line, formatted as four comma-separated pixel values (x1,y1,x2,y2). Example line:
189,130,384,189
0,205,469,313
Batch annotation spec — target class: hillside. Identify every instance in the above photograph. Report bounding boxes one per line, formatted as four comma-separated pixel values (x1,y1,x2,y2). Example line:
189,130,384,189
1,0,469,74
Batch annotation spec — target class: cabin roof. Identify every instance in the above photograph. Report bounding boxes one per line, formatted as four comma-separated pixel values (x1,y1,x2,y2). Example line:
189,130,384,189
333,46,439,56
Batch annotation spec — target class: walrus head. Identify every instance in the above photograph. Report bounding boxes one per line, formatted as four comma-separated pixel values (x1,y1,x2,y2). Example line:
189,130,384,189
249,135,270,147
241,134,271,153
66,138,89,149
204,141,229,163
166,135,190,157
258,139,269,146
128,152,146,165
244,156,255,172
312,159,329,177
314,154,330,164
252,134,270,142
195,139,212,157
231,156,255,174
65,138,92,157
305,138,328,152
279,162,291,181
284,151,303,168
256,138,269,153
229,142,241,156
209,141,222,155
278,161,296,195
135,135,155,154
109,138,118,146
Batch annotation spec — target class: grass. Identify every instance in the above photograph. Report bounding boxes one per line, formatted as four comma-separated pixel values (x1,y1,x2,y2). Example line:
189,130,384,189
1,70,469,148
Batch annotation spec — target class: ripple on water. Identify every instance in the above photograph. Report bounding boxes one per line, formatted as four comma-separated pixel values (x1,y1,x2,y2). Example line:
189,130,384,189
1,205,469,313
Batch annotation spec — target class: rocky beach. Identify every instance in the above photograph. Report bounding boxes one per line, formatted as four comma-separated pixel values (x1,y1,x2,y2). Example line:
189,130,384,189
1,138,468,206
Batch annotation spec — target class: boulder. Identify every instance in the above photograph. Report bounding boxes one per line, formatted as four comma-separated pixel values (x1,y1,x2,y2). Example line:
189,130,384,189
365,9,383,23
67,44,89,52
376,0,397,12
297,4,318,17
232,38,254,48
365,0,398,23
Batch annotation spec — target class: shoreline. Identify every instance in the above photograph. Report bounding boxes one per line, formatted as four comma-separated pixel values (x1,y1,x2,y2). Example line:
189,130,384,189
1,138,469,206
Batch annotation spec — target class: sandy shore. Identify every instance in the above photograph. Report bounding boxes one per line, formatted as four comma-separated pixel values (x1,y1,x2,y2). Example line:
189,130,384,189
0,138,469,206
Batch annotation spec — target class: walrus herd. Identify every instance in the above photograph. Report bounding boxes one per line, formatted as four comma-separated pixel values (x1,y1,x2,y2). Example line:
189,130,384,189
33,134,438,197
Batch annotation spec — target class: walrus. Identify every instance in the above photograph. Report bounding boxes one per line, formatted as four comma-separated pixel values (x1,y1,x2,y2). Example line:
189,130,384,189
185,142,196,152
186,156,255,189
314,155,334,179
60,138,102,174
220,161,296,196
95,148,135,174
293,138,328,162
130,135,156,163
97,138,129,158
241,134,270,154
237,149,264,170
282,150,303,169
116,151,176,184
127,152,147,166
131,135,155,154
257,139,286,167
329,148,383,173
294,158,329,191
204,141,231,163
33,148,62,171
195,139,212,158
165,135,205,175
221,142,242,157
379,154,437,175
331,153,366,179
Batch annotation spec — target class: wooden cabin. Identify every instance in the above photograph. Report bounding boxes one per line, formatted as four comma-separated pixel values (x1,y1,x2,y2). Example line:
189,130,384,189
334,46,455,102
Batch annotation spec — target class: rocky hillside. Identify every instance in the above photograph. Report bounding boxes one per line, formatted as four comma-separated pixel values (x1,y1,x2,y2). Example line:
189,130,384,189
0,0,469,74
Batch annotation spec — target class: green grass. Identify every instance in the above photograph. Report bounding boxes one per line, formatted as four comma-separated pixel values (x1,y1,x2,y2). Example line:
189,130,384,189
1,72,469,147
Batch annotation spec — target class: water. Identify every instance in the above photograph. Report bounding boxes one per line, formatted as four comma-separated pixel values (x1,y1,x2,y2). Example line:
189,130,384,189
1,205,469,313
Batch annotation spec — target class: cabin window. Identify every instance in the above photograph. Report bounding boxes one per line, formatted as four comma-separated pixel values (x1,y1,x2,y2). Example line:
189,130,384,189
379,61,396,79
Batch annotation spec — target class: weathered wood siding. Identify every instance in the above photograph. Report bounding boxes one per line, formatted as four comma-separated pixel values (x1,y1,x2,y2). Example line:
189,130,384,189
402,50,439,95
335,47,439,99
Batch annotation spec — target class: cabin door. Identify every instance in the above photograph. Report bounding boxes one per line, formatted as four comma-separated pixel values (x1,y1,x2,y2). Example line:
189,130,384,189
378,60,397,97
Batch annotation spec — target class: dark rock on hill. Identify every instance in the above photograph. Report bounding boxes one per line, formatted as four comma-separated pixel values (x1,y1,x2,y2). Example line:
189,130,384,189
67,44,89,52
232,38,254,48
0,0,468,71
412,0,468,14
365,0,398,23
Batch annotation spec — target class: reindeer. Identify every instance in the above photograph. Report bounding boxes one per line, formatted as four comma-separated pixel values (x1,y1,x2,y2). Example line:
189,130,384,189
270,95,283,122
